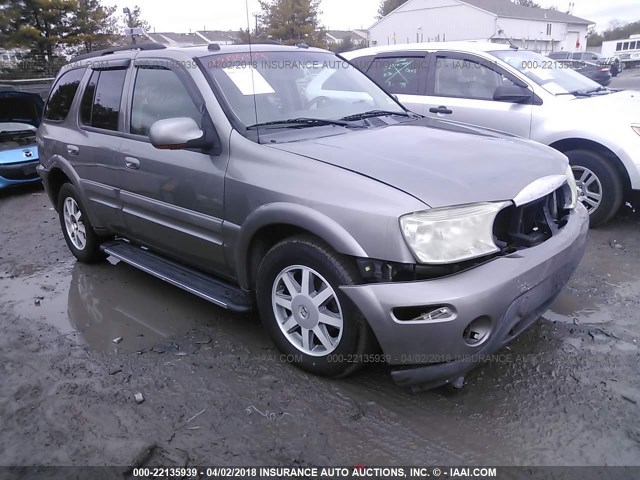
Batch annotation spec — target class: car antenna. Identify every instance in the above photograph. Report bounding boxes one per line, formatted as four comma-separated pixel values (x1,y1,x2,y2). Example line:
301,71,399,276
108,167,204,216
246,0,260,144
498,25,519,50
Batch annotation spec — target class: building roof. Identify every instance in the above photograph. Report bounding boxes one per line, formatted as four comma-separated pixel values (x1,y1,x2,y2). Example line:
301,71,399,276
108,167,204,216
326,30,367,41
196,30,241,43
370,0,593,28
461,0,592,25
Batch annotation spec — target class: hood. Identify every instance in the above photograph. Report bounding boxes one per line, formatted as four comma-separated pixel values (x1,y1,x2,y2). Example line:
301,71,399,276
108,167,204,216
269,117,568,208
563,90,640,124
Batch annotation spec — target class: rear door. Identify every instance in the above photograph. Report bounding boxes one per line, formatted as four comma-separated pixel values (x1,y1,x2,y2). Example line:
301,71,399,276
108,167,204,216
74,61,130,231
116,60,229,275
421,51,534,138
364,52,429,114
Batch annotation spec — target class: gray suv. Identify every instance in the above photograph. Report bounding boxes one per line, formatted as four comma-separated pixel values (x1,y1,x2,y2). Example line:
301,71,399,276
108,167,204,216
37,43,589,390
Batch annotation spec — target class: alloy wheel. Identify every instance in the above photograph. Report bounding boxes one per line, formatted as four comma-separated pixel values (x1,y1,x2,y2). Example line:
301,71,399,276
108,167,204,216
271,265,344,356
572,165,603,214
63,197,87,250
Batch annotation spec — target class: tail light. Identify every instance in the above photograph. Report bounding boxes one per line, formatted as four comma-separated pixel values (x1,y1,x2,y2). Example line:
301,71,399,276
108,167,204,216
599,67,610,72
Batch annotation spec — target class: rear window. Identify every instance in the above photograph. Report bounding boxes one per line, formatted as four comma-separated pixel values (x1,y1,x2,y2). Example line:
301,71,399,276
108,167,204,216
367,57,424,95
79,69,127,131
44,69,85,121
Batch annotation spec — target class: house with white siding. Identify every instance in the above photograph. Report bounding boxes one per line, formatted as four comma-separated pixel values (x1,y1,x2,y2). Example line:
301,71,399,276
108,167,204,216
368,0,593,54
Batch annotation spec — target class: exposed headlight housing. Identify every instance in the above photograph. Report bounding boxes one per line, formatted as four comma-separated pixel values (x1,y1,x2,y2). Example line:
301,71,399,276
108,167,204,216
400,202,511,265
632,125,640,136
564,165,578,209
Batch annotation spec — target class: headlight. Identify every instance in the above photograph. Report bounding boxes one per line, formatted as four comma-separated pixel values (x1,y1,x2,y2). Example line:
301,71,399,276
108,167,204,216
400,202,510,265
565,165,578,209
632,126,640,136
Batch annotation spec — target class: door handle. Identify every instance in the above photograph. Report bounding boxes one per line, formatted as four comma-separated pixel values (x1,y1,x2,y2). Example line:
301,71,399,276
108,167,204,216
429,106,453,115
124,157,140,170
66,145,79,155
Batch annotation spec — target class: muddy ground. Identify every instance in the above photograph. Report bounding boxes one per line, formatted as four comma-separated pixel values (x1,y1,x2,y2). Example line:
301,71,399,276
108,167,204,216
0,183,639,468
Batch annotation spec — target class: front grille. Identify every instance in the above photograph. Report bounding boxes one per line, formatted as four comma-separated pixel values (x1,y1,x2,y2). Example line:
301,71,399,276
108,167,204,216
494,185,571,250
0,160,40,181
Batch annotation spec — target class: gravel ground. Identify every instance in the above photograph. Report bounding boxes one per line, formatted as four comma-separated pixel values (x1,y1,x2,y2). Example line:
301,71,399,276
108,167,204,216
0,183,639,468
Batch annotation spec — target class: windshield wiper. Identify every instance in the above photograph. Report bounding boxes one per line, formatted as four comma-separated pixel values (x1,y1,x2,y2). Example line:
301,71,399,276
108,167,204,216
556,90,592,97
585,86,609,94
247,118,353,130
340,110,410,121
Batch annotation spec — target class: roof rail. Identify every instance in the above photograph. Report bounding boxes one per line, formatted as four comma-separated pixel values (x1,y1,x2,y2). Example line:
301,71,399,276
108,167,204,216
70,43,166,63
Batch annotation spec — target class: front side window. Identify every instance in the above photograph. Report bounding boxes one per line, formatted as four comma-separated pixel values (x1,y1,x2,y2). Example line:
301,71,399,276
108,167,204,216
44,69,85,121
130,67,201,137
79,69,127,131
201,51,403,129
433,57,515,100
492,49,600,95
367,56,424,95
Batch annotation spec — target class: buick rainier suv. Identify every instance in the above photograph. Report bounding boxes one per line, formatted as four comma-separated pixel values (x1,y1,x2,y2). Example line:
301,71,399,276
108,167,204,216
37,43,588,390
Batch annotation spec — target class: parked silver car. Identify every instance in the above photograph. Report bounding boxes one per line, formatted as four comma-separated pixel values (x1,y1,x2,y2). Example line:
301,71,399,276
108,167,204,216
345,42,640,226
37,43,588,390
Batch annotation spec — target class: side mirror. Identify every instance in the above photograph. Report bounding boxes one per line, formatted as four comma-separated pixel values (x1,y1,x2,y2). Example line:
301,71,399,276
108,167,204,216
493,85,533,103
150,117,211,150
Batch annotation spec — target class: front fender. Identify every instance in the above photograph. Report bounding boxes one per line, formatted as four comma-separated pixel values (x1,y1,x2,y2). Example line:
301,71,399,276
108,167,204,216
232,202,368,289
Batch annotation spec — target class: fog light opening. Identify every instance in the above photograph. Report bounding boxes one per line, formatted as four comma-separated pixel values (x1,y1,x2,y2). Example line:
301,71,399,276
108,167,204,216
393,305,455,322
463,316,492,346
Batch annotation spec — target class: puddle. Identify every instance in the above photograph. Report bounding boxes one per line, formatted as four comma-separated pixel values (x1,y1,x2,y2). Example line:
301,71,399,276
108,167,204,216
544,289,609,325
0,261,255,354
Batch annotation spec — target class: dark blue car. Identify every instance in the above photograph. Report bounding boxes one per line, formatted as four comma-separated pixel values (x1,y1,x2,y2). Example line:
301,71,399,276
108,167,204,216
0,89,43,189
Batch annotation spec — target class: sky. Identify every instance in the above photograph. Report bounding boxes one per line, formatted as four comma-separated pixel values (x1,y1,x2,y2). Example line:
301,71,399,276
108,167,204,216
119,0,640,33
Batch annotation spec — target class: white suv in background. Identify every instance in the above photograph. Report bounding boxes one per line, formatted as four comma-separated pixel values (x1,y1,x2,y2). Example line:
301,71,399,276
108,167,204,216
345,42,640,226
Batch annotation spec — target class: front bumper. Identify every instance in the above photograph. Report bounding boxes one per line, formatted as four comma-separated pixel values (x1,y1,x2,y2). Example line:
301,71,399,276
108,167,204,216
341,203,589,389
0,159,41,189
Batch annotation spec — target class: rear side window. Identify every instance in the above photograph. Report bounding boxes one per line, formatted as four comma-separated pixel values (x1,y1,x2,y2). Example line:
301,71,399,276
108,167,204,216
79,69,127,131
130,67,201,137
367,56,424,95
44,69,85,121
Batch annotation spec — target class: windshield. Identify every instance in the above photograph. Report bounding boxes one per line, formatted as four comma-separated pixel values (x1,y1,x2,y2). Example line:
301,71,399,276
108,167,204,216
491,50,601,95
201,51,406,130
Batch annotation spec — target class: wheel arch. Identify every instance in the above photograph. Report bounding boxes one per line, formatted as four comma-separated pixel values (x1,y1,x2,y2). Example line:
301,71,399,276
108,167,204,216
234,203,368,290
549,138,632,194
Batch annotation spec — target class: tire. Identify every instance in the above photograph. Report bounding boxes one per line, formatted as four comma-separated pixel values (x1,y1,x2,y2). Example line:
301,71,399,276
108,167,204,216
565,149,624,227
256,235,374,378
57,183,105,263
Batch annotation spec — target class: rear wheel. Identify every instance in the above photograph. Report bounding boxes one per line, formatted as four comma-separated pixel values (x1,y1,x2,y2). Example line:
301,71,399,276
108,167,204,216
565,149,624,227
58,183,105,263
256,235,373,377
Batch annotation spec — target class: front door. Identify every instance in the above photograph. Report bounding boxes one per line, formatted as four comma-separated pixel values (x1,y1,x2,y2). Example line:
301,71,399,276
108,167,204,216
116,62,229,275
422,52,534,138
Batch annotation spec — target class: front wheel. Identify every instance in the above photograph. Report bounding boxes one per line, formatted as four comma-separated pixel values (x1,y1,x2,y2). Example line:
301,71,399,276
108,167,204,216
256,236,373,378
58,183,105,263
566,149,624,227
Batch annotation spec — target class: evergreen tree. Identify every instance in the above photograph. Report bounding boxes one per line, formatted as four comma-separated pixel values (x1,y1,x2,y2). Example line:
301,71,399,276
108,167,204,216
377,0,408,19
258,0,326,47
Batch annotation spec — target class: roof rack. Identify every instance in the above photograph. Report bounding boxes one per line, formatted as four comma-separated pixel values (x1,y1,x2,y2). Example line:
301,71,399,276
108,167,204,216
70,43,166,63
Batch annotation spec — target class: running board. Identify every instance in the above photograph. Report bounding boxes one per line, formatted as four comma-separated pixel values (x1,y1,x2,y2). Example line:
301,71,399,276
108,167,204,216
100,240,254,313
